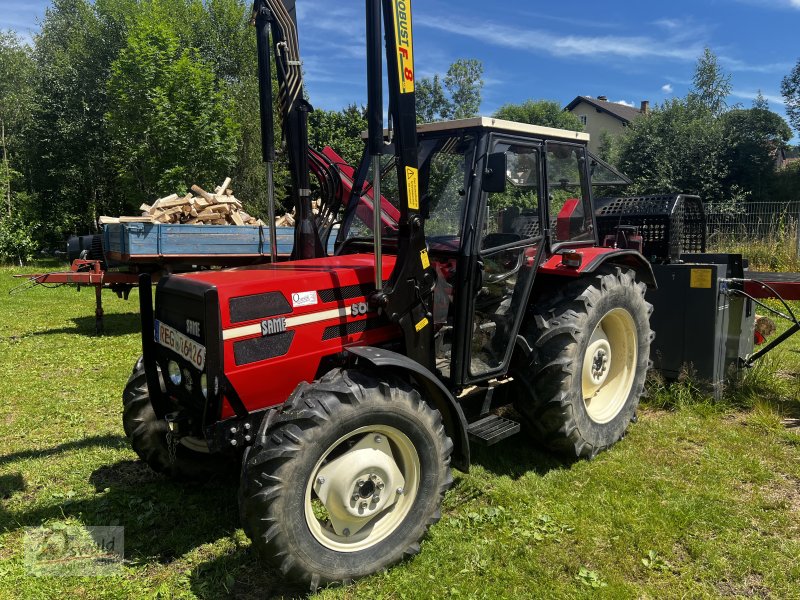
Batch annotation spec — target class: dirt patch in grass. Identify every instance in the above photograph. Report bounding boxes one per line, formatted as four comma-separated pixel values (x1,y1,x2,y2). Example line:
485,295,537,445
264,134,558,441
716,573,771,598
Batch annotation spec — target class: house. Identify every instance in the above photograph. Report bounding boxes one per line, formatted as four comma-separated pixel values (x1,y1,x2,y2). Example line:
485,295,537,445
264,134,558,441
565,96,649,155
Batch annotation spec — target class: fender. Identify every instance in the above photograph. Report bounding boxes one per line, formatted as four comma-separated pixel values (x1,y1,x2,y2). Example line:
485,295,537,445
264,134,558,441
347,346,470,472
538,247,656,288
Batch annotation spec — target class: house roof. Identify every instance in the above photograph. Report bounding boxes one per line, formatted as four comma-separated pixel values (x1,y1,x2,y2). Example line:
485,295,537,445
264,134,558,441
565,96,642,124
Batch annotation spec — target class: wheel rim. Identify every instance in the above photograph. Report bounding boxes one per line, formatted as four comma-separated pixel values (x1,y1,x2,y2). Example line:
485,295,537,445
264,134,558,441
178,436,210,453
304,425,420,553
582,307,638,424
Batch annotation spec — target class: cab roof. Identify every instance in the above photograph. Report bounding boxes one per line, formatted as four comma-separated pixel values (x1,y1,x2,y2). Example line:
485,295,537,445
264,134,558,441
363,117,590,144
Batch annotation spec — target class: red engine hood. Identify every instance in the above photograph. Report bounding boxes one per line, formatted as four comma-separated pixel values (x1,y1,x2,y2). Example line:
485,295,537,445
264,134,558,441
177,253,397,329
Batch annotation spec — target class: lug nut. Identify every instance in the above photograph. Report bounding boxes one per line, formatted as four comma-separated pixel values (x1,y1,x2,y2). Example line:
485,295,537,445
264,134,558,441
372,494,380,502
229,426,237,434
343,528,350,537
244,423,251,430
374,435,382,443
396,487,404,495
360,500,368,509
370,473,377,481
317,476,326,485
230,439,238,446
377,482,385,490
352,493,360,501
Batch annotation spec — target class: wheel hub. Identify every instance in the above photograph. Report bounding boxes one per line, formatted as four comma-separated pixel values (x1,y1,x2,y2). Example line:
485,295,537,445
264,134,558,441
583,326,612,394
312,433,405,537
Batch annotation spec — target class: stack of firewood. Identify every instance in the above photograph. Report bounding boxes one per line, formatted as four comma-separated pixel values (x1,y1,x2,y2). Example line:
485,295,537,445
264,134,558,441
274,199,323,227
98,178,265,227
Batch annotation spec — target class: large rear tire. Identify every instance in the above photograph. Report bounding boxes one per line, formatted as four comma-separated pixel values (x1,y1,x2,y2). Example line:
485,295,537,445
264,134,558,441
513,267,653,458
122,357,233,481
239,368,453,589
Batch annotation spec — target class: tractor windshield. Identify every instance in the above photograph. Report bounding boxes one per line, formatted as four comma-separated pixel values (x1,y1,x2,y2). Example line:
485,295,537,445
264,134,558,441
339,134,477,247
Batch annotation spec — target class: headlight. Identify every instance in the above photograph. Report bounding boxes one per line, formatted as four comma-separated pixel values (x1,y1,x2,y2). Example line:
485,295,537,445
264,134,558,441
167,361,182,386
200,374,208,398
183,368,193,393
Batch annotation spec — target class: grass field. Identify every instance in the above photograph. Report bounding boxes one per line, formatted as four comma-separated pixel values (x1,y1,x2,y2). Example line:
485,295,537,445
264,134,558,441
1,260,799,599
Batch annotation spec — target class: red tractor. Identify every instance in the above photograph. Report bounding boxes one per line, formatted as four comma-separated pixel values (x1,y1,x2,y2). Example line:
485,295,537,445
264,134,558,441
124,0,654,588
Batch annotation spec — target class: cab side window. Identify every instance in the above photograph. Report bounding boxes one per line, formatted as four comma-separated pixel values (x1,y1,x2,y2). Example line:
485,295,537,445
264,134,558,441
483,144,541,247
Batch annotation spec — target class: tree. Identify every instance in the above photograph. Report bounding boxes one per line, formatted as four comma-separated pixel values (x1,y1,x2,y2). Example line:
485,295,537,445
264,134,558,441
308,104,367,168
415,59,484,122
416,75,448,123
782,58,800,135
616,98,730,204
444,59,483,120
722,104,792,202
27,0,128,241
0,31,34,216
106,6,239,200
690,47,732,116
493,99,584,131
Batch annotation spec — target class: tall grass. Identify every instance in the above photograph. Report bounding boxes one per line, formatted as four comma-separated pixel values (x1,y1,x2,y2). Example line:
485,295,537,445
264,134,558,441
708,219,800,272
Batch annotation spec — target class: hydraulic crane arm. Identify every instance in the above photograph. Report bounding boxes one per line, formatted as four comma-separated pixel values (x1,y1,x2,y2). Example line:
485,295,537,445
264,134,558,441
252,0,324,260
367,0,436,370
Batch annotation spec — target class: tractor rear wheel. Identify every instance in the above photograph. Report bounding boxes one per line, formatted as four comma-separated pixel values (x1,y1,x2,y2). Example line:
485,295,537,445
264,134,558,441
239,368,453,589
122,357,232,481
513,267,653,458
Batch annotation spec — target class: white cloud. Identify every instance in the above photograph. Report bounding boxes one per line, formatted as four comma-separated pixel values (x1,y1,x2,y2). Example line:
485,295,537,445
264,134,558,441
416,16,703,62
730,90,786,106
662,83,674,94
615,100,634,107
719,56,794,74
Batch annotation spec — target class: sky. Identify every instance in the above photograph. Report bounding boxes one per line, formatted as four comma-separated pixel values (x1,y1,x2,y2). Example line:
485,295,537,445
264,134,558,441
2,0,799,139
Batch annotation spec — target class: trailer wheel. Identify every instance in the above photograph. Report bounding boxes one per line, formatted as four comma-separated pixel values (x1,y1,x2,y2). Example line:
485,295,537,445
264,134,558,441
122,357,232,480
513,267,653,457
240,368,453,589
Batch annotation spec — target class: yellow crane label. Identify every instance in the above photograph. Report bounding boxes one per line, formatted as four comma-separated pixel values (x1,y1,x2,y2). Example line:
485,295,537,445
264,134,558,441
392,0,414,94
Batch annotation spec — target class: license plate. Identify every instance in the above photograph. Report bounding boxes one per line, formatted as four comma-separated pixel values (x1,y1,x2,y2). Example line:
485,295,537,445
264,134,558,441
154,319,206,370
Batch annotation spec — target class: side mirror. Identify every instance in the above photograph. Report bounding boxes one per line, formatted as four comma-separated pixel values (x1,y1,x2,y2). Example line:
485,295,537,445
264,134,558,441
482,152,507,193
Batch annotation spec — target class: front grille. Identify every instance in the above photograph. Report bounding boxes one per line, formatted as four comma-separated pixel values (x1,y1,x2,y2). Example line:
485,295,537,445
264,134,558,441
322,318,384,341
233,331,295,366
230,291,291,324
318,281,388,303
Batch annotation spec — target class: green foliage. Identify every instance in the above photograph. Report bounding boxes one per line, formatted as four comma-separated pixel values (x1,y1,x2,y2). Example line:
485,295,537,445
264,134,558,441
690,47,732,116
416,59,484,123
106,3,239,198
574,566,608,588
308,104,368,168
416,74,449,123
615,48,794,210
721,103,792,202
617,97,730,203
0,212,38,264
27,0,128,242
493,99,584,131
444,59,484,120
781,58,800,135
0,31,36,216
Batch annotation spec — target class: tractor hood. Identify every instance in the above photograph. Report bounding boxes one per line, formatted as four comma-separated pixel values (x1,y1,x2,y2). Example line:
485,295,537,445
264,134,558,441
175,254,397,331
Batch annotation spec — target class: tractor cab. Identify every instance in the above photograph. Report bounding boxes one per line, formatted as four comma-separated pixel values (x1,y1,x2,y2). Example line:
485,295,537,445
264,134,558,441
337,117,595,385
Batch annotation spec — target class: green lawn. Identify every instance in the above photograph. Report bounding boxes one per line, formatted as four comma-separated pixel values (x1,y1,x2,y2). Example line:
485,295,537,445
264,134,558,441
1,261,799,599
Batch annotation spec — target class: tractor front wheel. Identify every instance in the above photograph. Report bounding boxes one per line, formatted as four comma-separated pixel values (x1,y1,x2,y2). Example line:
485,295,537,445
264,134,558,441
513,267,653,458
239,368,453,589
122,357,233,480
